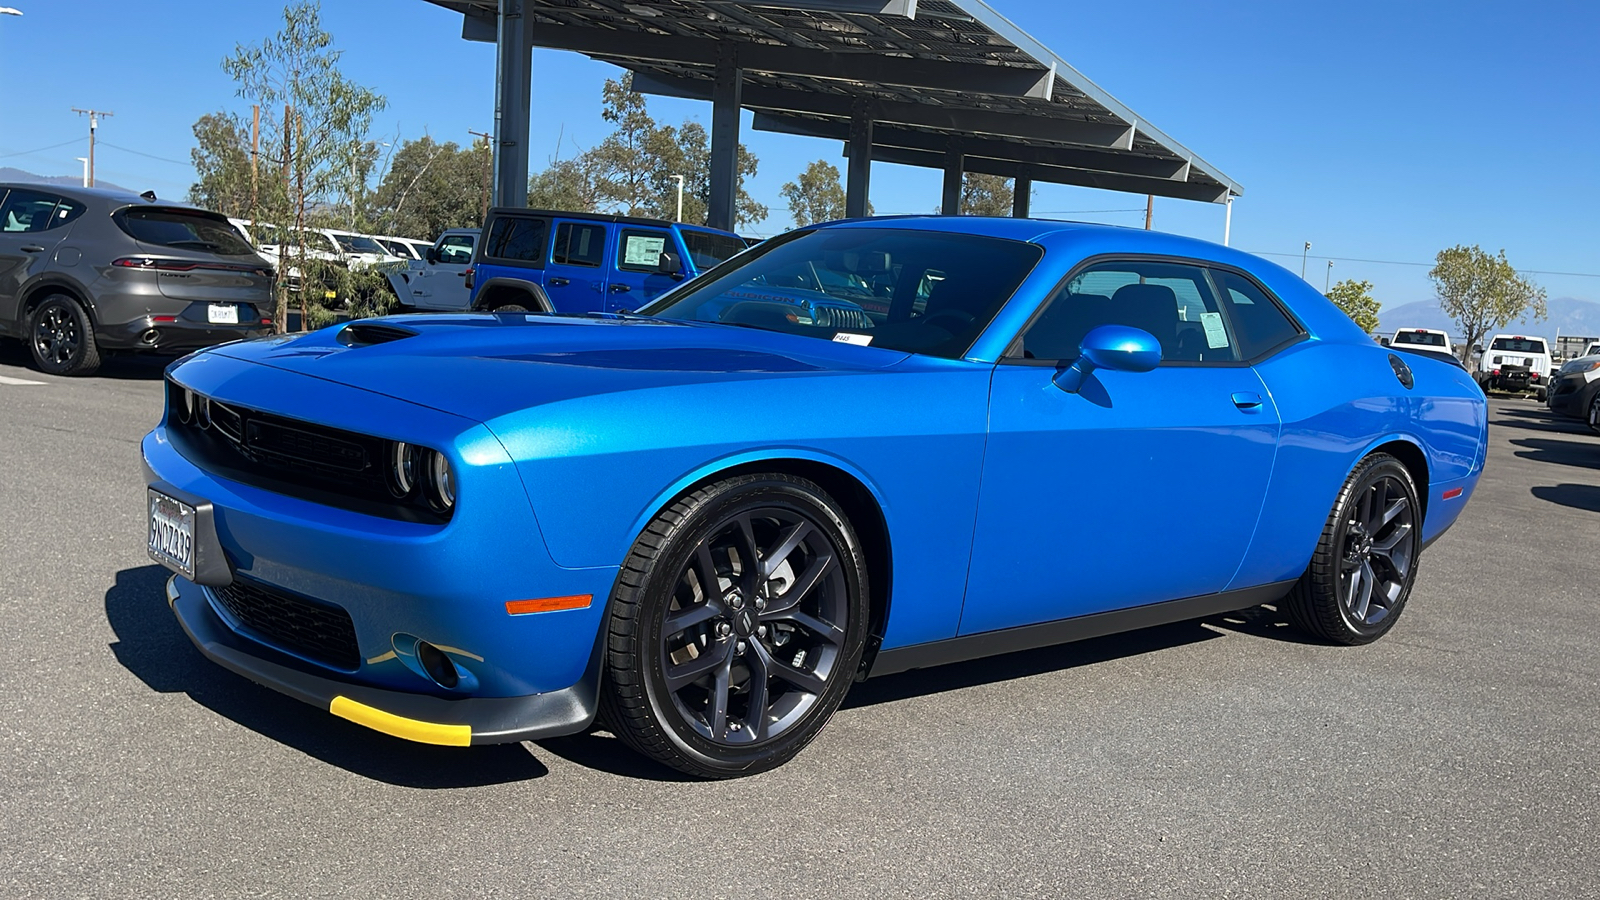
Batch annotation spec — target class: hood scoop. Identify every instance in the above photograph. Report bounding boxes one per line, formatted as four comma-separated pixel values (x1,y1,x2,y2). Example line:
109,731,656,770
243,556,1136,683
338,322,419,348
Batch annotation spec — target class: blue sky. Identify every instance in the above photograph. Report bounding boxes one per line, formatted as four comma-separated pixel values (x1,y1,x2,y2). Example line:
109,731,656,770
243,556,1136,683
2,0,1597,309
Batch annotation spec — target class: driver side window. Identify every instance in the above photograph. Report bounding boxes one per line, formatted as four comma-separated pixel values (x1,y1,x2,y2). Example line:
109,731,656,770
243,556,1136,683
1014,259,1239,364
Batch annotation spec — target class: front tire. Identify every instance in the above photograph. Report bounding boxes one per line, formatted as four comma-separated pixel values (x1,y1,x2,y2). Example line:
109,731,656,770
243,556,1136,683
600,473,869,778
29,294,101,376
1284,453,1421,645
1588,392,1600,435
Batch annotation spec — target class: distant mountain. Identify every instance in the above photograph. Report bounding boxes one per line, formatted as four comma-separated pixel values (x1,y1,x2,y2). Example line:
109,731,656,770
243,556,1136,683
1378,296,1600,341
0,166,128,192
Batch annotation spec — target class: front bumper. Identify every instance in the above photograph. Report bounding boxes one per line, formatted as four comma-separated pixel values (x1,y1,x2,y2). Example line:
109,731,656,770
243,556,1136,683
1548,374,1600,419
167,575,598,745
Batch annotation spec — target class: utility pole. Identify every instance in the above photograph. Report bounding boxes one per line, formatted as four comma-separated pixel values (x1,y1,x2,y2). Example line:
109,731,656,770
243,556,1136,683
1222,195,1233,246
250,104,260,215
1144,194,1153,230
1301,241,1312,279
468,130,493,225
1325,260,1334,293
671,174,684,223
71,107,113,187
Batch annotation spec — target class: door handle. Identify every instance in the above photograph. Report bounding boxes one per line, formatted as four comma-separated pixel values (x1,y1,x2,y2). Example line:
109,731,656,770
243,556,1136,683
548,277,570,286
609,284,631,293
1231,391,1264,410
21,245,45,253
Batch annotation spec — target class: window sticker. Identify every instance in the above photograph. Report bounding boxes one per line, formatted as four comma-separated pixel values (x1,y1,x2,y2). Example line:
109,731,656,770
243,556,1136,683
1200,312,1229,349
832,332,873,346
623,235,666,266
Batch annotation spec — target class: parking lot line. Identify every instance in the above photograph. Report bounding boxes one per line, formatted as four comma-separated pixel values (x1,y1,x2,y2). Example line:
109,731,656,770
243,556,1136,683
0,374,46,385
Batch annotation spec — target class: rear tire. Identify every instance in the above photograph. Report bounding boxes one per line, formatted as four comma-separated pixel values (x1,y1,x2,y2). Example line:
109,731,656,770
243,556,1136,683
599,473,869,779
28,294,101,376
491,303,529,313
1284,453,1421,645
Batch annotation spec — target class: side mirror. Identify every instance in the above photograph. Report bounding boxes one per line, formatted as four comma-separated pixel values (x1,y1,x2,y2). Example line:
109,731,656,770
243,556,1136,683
1472,345,1484,355
424,246,440,265
1053,324,1161,394
657,251,684,278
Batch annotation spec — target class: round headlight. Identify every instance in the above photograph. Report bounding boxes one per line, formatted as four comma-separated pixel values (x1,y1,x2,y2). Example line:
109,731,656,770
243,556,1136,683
390,442,419,497
429,450,455,510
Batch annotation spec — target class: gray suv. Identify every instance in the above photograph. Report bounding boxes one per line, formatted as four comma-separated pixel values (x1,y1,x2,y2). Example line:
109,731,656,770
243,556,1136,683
0,184,274,376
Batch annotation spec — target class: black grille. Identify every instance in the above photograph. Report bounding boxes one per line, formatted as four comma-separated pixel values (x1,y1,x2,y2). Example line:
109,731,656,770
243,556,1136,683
165,379,446,524
213,578,360,670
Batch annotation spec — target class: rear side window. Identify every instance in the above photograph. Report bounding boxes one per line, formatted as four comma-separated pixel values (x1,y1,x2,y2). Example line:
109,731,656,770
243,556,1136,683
617,229,669,272
117,209,257,255
1,189,84,233
482,215,548,266
1210,269,1304,360
681,230,747,270
552,222,607,267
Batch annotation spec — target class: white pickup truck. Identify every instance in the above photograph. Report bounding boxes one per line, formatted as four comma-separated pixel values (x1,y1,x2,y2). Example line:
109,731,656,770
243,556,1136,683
382,228,479,311
1477,334,1553,399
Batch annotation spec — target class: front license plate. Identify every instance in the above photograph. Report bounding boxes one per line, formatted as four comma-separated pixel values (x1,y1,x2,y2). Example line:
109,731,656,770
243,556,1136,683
148,489,196,579
207,303,240,325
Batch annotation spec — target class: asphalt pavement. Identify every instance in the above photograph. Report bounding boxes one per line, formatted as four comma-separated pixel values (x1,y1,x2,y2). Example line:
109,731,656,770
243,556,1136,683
2,342,1597,898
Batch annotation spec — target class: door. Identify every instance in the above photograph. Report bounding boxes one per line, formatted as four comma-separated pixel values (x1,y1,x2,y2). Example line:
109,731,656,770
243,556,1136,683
412,233,476,310
959,258,1282,636
610,227,679,309
0,189,79,330
543,219,610,313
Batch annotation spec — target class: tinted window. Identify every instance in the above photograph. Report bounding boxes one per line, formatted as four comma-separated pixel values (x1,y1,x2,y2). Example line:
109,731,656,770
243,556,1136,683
332,233,386,254
1394,329,1447,347
640,228,1043,359
681,230,746,270
552,222,606,267
1,190,83,233
483,215,548,265
617,229,670,272
438,234,474,264
1017,260,1238,363
116,208,257,255
1212,270,1303,359
1490,338,1546,353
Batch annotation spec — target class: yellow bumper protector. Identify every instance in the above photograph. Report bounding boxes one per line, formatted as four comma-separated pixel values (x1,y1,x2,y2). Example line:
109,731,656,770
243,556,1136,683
328,696,471,747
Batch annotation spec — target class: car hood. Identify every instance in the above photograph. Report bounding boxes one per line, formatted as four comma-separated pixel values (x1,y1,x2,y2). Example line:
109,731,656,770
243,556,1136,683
206,313,913,422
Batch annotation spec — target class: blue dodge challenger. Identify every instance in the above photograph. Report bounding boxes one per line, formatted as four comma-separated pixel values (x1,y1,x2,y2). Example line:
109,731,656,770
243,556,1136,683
143,217,1487,777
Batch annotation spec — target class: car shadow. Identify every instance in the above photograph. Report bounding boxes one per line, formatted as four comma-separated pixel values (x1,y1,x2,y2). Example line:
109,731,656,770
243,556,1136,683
0,339,172,381
1530,483,1600,514
1490,407,1593,436
1510,437,1600,471
105,565,548,788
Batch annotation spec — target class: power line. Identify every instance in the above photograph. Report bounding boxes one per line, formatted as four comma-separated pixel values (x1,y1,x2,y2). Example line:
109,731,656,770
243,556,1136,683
97,141,189,166
0,137,82,159
1247,249,1600,280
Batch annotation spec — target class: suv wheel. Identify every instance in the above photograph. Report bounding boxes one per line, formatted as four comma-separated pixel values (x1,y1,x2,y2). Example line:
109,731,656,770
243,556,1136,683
29,294,101,376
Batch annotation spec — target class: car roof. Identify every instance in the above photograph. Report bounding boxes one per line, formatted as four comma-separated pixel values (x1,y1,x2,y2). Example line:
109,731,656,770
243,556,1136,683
0,181,182,207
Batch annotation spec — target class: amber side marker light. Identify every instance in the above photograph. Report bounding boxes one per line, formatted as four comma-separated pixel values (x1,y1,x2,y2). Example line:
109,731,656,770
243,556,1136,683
506,594,593,615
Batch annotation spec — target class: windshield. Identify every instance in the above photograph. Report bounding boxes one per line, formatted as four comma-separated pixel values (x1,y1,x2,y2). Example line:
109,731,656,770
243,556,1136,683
117,209,257,256
1490,338,1546,353
681,230,748,270
333,233,387,255
1394,330,1446,347
639,227,1043,359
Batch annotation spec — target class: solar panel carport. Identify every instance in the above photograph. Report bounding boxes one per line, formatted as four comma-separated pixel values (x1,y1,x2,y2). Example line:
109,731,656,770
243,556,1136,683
425,0,1242,233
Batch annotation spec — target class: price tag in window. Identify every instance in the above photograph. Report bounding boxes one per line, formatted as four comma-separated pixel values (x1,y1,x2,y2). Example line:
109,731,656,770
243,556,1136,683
1200,312,1229,349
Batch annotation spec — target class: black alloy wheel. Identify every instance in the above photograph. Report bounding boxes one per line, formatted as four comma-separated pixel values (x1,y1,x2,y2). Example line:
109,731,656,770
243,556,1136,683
600,473,868,778
29,294,101,376
1285,453,1421,644
1588,392,1600,434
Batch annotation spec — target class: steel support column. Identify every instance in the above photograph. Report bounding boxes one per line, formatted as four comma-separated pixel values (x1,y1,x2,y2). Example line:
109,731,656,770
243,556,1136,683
1012,171,1032,218
492,0,533,208
940,148,964,215
846,107,873,218
708,44,743,233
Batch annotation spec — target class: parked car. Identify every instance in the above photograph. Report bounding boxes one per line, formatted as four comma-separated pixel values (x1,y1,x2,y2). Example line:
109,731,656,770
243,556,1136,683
322,229,404,271
1477,334,1552,399
1390,327,1452,355
382,228,479,311
467,209,746,312
0,184,273,376
145,218,1486,778
373,236,433,262
1546,351,1600,424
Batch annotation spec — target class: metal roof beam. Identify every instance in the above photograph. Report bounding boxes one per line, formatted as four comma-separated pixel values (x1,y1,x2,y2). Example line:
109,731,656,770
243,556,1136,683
865,145,1231,204
706,0,919,16
629,70,1134,148
531,24,1054,97
752,111,1188,180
